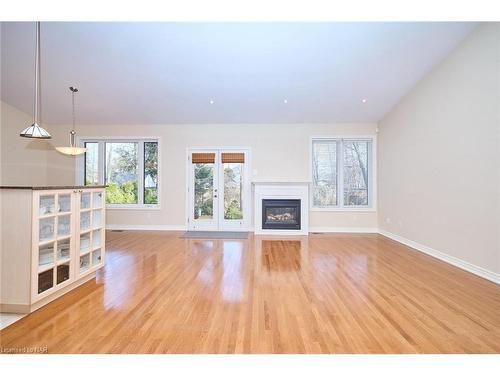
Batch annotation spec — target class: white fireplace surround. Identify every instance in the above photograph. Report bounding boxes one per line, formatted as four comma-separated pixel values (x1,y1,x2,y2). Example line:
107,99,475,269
253,182,309,235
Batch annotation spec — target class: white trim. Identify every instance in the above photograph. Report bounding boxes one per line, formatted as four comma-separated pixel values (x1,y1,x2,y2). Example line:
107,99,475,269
379,229,500,285
309,227,379,233
106,224,186,231
309,135,377,212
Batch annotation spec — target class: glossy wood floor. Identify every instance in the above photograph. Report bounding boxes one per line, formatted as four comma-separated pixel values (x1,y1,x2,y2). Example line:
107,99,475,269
2,231,500,353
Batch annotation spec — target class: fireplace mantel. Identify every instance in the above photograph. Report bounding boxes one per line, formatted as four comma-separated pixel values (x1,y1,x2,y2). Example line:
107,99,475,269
253,182,309,235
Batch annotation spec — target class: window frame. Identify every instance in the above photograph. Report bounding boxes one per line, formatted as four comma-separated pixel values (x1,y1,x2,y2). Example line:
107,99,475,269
76,136,161,210
310,135,376,212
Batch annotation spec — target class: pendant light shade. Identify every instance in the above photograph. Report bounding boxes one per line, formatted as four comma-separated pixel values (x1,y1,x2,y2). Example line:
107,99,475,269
20,123,52,139
56,86,87,156
20,22,51,139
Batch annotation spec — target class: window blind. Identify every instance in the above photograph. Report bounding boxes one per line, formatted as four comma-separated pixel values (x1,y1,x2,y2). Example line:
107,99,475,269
191,153,216,164
221,152,245,163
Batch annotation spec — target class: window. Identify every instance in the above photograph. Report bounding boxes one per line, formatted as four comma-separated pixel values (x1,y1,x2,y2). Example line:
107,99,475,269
81,139,159,207
311,137,374,209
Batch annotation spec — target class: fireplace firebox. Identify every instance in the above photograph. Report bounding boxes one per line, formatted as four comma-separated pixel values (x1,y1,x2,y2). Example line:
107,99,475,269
261,199,301,230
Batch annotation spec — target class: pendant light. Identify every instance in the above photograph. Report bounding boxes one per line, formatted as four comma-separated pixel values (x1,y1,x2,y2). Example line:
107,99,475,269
20,22,51,139
55,87,87,156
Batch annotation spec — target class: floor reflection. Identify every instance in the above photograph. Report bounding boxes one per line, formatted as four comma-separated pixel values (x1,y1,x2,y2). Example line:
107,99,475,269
261,240,302,272
102,250,136,310
221,241,244,303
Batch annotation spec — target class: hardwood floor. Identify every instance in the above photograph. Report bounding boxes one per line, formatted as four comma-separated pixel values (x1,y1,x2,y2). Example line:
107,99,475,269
1,231,500,353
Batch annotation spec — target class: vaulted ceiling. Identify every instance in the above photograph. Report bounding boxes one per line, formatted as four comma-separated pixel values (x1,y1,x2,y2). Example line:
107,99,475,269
0,22,476,125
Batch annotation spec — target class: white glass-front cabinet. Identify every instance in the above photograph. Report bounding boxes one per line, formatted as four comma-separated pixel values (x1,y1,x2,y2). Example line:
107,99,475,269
0,186,106,313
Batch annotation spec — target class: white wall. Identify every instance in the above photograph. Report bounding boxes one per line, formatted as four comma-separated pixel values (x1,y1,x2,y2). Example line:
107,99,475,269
0,101,51,185
0,102,48,185
49,122,378,230
378,23,500,275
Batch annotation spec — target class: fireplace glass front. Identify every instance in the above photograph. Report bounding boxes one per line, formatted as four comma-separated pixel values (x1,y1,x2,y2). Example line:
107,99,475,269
262,199,301,230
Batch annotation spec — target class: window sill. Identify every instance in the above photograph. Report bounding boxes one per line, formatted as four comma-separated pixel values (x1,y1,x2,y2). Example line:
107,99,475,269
106,204,161,211
310,206,376,212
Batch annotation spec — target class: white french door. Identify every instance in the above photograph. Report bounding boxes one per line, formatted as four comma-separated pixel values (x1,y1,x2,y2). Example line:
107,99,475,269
187,148,250,231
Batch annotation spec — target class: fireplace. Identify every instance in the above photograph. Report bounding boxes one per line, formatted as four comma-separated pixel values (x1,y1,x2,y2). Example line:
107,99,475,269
262,199,301,230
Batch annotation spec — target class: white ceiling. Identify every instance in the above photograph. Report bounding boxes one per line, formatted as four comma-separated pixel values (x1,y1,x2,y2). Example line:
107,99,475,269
0,22,476,125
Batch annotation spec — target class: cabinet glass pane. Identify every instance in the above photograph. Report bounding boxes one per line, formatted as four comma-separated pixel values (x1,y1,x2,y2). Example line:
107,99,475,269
92,249,102,267
92,229,101,249
93,191,103,209
57,238,71,262
58,194,71,213
39,242,55,267
39,195,55,216
80,232,91,254
92,210,102,229
57,214,71,237
80,253,90,272
39,217,55,242
38,268,53,294
81,192,91,209
57,263,70,284
80,211,91,231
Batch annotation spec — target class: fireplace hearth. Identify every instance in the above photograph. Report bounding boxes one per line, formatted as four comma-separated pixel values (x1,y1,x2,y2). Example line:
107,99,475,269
262,199,301,230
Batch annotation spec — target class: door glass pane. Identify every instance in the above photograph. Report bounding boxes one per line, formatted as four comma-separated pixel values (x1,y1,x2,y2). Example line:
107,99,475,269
38,269,53,294
39,217,55,242
343,140,369,206
80,211,91,231
80,232,91,254
105,142,138,204
80,254,90,272
92,229,101,249
57,238,71,262
144,142,158,204
39,242,55,268
84,142,99,185
81,192,91,209
312,140,338,206
223,163,243,220
92,191,103,208
92,210,102,228
58,194,71,213
57,263,70,284
92,249,102,267
57,214,71,237
194,163,214,220
39,195,55,216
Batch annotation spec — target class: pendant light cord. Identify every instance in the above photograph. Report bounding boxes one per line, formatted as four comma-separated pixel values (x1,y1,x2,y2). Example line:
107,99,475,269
33,21,40,125
72,88,76,132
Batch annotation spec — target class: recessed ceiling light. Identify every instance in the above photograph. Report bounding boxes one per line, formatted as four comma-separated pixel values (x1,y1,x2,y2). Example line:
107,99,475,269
283,99,288,104
209,99,214,104
362,99,367,103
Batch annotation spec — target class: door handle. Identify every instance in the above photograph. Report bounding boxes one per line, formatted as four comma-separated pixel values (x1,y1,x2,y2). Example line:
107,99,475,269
214,195,218,198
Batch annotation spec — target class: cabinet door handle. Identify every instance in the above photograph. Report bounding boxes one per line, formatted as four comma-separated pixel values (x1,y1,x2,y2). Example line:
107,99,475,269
73,190,78,193
78,190,83,193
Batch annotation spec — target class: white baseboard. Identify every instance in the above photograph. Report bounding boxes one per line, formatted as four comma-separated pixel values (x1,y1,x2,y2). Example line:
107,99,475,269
379,229,500,285
106,224,186,231
310,227,379,233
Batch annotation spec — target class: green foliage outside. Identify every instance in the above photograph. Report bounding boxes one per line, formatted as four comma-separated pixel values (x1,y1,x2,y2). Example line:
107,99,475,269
194,164,214,219
224,164,243,220
225,199,243,219
106,181,138,204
